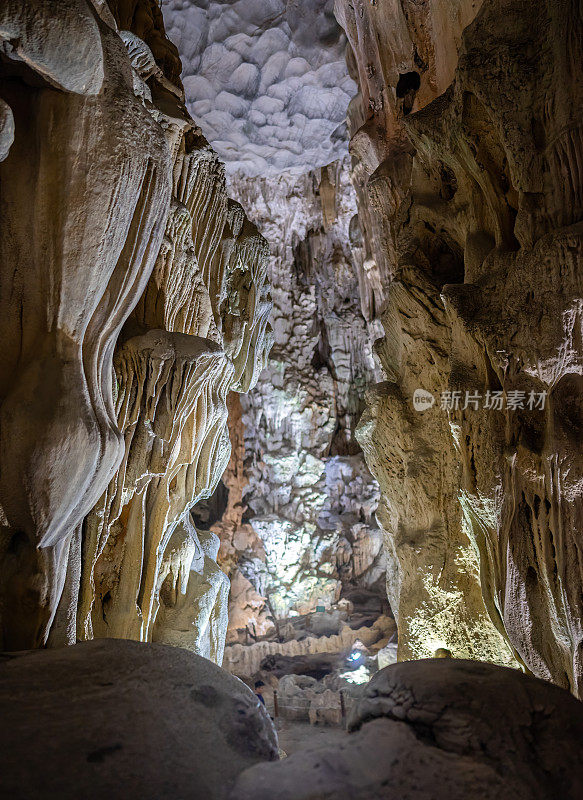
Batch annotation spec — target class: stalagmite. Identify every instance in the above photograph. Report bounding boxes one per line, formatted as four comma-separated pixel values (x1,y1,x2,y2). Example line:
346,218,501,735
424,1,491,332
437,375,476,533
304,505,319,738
153,521,230,664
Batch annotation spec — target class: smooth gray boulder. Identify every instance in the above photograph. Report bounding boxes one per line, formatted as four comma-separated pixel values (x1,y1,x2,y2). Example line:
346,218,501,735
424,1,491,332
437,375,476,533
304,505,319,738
0,639,278,799
230,658,583,800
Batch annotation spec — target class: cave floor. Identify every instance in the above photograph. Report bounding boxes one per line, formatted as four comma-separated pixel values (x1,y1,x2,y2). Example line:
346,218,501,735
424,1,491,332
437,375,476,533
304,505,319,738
275,719,349,757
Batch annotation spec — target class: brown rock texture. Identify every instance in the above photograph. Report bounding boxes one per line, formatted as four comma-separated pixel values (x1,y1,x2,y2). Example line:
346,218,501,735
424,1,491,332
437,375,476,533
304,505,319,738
334,0,513,667
417,0,583,694
335,0,583,686
0,639,278,800
211,392,274,642
0,0,272,656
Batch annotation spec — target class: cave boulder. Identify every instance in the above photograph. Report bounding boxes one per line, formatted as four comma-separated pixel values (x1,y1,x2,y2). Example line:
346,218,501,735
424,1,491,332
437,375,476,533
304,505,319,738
260,651,340,679
230,658,583,800
0,639,278,799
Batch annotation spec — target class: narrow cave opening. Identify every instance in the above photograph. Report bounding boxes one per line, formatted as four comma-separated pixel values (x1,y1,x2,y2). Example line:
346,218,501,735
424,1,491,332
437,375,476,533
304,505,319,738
191,480,229,530
396,70,420,114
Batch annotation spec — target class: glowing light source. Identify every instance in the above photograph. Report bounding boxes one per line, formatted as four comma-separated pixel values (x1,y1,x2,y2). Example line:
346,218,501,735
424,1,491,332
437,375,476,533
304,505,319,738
340,665,370,684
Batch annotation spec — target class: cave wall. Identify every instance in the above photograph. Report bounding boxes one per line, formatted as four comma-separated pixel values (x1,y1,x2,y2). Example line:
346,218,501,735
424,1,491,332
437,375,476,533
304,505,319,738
0,0,272,659
211,159,386,642
3,0,581,695
335,0,583,689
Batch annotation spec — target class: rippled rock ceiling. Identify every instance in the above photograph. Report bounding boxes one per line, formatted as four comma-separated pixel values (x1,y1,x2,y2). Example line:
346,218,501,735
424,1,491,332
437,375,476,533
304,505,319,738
163,0,356,175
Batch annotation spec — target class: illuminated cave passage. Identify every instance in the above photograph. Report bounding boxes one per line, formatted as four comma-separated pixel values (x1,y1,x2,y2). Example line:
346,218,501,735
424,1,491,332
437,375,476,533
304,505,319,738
1,1,583,798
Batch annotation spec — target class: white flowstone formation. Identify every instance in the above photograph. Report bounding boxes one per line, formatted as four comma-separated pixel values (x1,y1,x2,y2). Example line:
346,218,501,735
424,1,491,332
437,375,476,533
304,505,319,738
0,0,272,661
153,524,230,664
161,0,356,176
221,160,385,632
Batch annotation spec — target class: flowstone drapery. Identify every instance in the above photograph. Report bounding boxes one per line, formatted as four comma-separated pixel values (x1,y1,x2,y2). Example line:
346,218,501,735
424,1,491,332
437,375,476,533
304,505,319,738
0,0,272,659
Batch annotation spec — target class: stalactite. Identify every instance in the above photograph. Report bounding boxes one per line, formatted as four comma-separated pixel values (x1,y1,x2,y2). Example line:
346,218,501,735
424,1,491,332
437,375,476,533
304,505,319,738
0,0,272,660
0,0,172,649
337,0,583,691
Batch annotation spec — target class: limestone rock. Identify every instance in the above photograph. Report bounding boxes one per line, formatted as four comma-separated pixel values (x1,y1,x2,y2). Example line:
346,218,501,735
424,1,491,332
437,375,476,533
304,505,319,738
0,639,278,799
401,0,583,695
161,0,356,175
108,0,184,89
79,330,233,643
260,651,339,680
308,689,342,726
0,0,172,649
226,570,275,645
0,99,13,161
227,160,383,627
376,641,398,669
230,659,583,800
277,674,317,721
334,0,583,678
210,394,276,644
195,159,384,651
221,211,273,392
153,526,230,665
0,1,273,655
223,622,383,680
276,673,359,725
0,0,106,95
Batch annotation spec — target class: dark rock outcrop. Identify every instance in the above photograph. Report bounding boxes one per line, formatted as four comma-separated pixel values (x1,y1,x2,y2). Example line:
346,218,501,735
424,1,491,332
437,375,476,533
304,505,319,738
0,639,278,799
230,658,583,800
